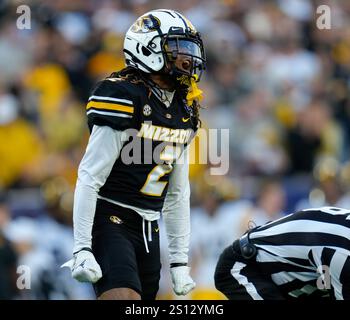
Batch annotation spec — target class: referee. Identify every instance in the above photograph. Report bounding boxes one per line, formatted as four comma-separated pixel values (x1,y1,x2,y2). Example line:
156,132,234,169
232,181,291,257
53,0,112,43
214,206,350,300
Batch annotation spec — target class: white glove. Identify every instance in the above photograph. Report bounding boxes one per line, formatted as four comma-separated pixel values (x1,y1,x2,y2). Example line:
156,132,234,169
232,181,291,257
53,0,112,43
61,249,102,283
170,266,196,296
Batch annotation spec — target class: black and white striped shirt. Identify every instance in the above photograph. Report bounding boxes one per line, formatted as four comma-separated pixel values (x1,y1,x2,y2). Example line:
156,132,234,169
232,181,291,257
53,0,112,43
249,206,350,299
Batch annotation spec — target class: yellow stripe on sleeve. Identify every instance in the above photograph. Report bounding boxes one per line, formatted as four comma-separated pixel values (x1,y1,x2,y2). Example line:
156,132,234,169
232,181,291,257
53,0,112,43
86,101,134,114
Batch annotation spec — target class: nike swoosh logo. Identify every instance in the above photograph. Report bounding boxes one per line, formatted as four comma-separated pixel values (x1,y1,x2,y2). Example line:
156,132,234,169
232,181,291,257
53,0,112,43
155,228,159,232
182,117,190,123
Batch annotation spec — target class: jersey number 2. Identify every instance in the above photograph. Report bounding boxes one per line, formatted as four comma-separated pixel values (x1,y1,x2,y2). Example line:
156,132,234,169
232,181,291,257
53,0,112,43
140,145,181,197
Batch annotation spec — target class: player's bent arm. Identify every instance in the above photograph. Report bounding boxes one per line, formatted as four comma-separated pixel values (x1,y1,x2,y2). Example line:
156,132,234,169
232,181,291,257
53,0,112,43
73,125,126,253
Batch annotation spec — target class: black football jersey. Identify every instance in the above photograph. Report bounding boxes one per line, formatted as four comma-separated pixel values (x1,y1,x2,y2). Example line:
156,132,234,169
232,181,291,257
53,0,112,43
86,76,198,212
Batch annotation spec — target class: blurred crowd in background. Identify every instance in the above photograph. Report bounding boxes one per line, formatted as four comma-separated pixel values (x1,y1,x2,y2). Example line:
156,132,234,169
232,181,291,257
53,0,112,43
0,0,349,299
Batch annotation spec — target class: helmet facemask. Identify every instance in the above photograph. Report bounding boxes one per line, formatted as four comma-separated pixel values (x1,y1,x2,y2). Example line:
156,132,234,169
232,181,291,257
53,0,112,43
161,27,206,88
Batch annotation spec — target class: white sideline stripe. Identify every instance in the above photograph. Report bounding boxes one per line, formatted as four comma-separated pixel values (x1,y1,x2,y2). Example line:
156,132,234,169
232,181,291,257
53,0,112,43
87,110,132,118
88,95,133,105
230,262,263,300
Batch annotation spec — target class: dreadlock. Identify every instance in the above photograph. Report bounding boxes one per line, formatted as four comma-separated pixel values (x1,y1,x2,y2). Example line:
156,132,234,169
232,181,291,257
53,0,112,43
175,85,202,129
190,100,202,128
107,66,148,86
106,67,202,127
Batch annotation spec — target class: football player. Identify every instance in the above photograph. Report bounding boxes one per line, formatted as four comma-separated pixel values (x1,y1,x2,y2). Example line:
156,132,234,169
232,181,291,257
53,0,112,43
62,9,206,300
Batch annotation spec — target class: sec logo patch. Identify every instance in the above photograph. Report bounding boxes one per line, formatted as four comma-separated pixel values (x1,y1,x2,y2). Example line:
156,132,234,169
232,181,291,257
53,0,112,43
143,104,152,116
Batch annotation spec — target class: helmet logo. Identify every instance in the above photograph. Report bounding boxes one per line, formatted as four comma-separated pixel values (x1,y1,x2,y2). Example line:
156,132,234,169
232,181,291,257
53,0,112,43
143,104,152,116
131,15,161,33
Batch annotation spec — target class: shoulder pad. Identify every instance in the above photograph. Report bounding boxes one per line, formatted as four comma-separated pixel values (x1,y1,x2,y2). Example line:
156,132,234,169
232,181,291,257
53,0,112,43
86,80,136,131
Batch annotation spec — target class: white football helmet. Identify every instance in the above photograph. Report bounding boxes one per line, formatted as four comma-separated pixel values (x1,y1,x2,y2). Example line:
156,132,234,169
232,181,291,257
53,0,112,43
123,9,205,81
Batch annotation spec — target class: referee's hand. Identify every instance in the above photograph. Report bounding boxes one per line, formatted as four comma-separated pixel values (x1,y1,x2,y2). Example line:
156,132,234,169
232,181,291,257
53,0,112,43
61,249,102,283
170,266,196,296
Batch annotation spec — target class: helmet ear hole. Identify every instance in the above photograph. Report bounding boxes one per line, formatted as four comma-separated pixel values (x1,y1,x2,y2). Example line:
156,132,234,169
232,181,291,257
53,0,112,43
142,46,151,57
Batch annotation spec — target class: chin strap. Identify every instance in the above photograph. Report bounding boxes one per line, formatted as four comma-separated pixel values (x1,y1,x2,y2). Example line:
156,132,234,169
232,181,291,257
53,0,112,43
186,74,203,107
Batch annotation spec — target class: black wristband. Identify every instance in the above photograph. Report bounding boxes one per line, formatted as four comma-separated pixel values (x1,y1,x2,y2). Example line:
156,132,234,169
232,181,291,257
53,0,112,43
73,247,93,255
170,263,187,268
